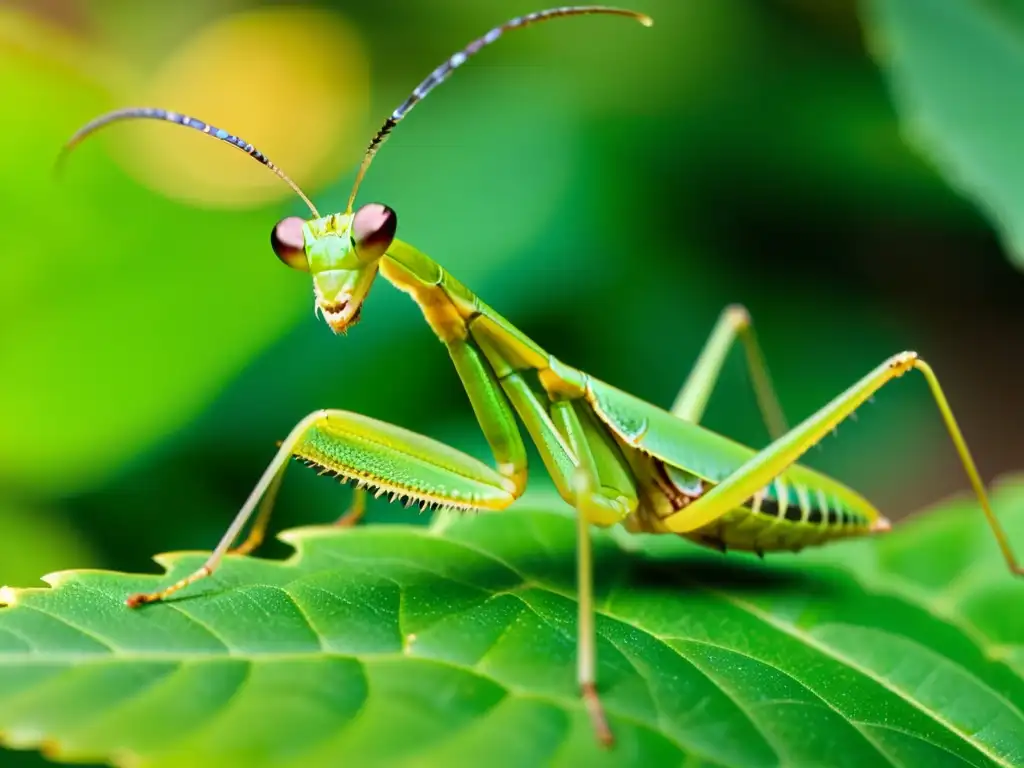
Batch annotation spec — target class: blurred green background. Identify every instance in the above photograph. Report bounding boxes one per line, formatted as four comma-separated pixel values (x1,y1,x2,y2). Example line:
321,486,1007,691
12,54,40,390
2,0,1024,763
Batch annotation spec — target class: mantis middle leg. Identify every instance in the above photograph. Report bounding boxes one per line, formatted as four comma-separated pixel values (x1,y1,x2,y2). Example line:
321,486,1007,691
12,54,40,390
497,367,639,746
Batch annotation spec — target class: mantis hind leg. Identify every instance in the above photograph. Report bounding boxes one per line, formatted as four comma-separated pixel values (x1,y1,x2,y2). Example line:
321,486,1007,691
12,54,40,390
665,352,1023,576
672,304,788,440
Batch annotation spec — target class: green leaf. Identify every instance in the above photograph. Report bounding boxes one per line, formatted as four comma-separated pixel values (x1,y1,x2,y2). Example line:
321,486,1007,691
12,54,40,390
861,0,1024,267
2,480,1024,768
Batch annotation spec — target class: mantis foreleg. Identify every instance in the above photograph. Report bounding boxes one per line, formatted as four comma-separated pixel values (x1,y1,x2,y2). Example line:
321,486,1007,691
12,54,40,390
227,333,523,557
227,459,289,557
335,487,368,528
127,409,334,607
664,352,1024,575
228,458,367,558
125,336,529,607
672,304,788,439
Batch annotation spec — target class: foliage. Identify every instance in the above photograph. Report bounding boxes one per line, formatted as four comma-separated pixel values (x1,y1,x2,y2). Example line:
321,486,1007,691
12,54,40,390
864,0,1024,268
3,1,1024,766
2,481,1023,768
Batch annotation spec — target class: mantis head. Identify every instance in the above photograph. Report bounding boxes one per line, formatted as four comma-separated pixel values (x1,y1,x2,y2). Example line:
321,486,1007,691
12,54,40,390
270,204,396,333
57,7,651,334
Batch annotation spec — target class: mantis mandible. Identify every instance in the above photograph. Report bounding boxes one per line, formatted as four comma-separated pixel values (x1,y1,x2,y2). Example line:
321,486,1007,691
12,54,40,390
60,5,1023,748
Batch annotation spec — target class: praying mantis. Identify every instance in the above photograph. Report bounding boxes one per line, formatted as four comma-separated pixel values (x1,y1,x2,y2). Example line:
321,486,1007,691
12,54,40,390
60,5,1023,749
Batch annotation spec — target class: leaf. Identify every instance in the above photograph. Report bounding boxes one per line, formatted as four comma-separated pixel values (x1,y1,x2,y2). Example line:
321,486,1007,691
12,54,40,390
860,0,1024,267
2,480,1024,768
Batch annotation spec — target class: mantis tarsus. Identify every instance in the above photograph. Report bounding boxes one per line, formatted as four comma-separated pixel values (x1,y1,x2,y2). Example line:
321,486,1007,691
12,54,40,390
61,5,1023,748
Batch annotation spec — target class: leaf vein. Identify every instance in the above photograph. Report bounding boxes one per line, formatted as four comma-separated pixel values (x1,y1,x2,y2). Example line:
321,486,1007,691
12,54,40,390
716,592,1017,767
15,604,117,652
161,603,234,652
273,586,325,650
675,637,902,768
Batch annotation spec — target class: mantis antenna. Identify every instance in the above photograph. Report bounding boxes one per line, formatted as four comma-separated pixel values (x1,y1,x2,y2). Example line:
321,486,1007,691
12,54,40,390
58,7,651,221
57,107,321,218
343,5,653,213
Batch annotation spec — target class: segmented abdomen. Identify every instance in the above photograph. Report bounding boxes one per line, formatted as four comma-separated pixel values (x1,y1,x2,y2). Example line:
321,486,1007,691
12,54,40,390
686,475,875,554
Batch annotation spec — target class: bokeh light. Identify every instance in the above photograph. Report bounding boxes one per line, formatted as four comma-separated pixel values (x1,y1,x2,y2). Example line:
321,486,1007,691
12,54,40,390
114,7,368,208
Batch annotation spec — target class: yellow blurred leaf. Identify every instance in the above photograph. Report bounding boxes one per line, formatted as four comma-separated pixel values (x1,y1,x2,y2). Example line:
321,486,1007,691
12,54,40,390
114,7,369,208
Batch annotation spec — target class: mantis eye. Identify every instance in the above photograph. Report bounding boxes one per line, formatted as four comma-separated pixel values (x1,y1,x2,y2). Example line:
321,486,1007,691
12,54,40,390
352,203,397,262
271,216,309,271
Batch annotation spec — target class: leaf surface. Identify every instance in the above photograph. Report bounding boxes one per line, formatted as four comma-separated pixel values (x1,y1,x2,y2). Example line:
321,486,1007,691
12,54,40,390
2,481,1024,768
862,0,1024,266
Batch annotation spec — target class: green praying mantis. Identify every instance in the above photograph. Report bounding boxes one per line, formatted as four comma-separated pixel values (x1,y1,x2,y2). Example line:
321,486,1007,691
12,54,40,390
60,5,1023,749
